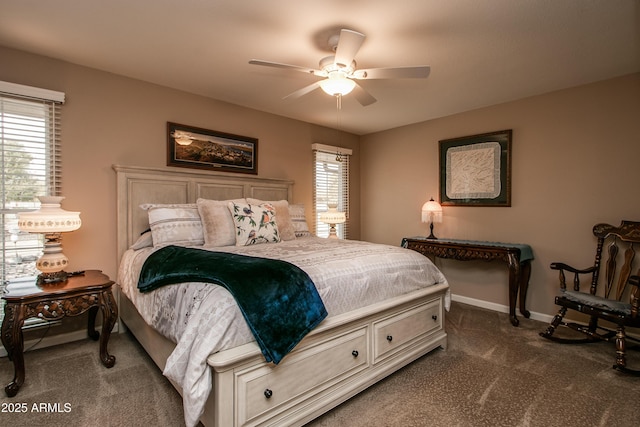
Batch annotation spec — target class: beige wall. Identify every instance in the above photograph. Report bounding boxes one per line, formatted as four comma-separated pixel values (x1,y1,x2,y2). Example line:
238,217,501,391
0,46,361,285
2,44,639,327
360,73,640,318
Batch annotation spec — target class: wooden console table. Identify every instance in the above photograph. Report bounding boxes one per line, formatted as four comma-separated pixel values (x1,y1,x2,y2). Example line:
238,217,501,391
402,237,533,327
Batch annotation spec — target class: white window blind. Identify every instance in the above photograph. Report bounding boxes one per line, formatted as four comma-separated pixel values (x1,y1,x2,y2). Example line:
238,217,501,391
1,82,64,324
313,144,350,239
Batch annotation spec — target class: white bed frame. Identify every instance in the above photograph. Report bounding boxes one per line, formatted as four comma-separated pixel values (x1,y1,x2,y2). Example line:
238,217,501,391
114,165,448,426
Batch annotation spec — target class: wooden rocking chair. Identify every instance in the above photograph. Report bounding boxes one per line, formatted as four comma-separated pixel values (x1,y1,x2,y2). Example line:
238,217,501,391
540,220,640,374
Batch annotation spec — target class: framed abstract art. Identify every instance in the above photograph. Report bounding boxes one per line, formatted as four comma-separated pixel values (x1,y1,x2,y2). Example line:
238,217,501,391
439,129,512,206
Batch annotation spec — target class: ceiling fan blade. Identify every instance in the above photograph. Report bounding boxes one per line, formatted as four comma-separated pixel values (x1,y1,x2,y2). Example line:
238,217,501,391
353,66,431,80
249,59,325,77
352,82,377,106
334,29,365,67
282,81,321,100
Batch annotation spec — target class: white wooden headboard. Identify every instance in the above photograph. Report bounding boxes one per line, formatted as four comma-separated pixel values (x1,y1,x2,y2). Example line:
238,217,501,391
113,165,294,262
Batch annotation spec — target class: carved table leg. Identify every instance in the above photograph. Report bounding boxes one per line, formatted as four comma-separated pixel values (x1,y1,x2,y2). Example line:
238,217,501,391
519,260,532,319
507,254,521,327
1,303,26,397
98,289,117,368
87,306,100,341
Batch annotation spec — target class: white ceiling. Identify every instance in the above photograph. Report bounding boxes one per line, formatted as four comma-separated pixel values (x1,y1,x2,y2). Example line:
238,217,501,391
1,0,638,135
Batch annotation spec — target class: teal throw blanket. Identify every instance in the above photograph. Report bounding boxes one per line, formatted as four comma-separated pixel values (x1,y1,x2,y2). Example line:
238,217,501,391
137,245,327,364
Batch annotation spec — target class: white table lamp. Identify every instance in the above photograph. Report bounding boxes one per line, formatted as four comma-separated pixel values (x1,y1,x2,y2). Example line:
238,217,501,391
421,198,442,239
18,196,81,284
319,205,346,239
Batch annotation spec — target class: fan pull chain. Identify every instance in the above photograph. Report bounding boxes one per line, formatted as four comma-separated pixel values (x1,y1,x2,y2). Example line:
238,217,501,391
335,94,343,162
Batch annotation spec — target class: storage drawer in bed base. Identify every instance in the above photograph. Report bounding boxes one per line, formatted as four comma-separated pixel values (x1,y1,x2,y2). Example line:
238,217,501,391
206,284,449,427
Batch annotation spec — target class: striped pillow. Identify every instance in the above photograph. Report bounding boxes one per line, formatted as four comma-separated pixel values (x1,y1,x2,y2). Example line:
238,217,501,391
289,204,312,238
147,205,204,247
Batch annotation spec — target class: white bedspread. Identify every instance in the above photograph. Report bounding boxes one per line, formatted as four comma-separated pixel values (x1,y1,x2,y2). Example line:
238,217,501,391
118,237,449,427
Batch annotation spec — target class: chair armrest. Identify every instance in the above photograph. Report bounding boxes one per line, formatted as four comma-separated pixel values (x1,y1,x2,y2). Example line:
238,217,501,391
550,262,596,275
550,263,597,291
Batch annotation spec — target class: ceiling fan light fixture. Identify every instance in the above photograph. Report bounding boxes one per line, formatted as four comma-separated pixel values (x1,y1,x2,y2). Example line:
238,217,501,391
249,29,429,106
319,72,356,96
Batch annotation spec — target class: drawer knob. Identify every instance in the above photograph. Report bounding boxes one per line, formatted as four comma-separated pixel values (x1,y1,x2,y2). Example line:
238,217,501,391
351,350,359,357
432,315,438,321
386,335,393,342
264,389,273,399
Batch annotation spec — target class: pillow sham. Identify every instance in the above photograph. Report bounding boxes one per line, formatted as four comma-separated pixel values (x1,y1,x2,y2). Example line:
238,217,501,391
196,198,244,247
130,230,153,250
147,205,204,247
288,204,312,238
228,201,281,246
246,198,296,241
140,202,196,211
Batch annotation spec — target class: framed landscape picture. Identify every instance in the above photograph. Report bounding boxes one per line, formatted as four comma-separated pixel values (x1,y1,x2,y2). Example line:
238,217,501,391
167,122,258,174
439,129,512,206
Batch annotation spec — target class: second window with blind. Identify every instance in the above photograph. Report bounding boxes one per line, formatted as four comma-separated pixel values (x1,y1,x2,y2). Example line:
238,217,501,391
312,143,351,239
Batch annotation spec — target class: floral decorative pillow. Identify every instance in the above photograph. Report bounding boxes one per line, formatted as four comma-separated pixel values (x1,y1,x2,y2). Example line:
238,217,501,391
246,198,296,241
228,202,281,246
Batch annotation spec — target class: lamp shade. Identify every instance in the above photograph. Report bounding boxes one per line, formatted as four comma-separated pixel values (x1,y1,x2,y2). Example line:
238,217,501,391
319,205,346,239
18,196,81,233
17,195,81,280
421,198,442,223
319,206,346,225
319,73,356,96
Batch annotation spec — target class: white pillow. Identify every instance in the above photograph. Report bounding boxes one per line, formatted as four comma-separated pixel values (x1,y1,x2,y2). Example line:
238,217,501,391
147,205,204,247
130,230,153,250
246,198,296,241
196,198,243,247
228,201,281,246
289,204,312,238
140,202,196,211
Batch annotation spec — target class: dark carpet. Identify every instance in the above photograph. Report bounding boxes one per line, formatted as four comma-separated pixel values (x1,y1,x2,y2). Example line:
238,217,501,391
1,302,639,426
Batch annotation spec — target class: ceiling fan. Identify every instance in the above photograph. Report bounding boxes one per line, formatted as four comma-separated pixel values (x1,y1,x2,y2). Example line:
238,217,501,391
249,29,430,106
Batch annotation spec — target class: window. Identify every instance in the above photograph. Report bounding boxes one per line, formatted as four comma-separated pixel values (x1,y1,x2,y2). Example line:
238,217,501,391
1,81,64,324
312,143,351,239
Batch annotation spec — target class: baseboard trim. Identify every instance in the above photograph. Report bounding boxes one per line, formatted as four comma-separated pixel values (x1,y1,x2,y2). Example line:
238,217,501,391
2,295,593,357
451,294,554,324
3,295,546,358
0,323,119,358
4,297,633,357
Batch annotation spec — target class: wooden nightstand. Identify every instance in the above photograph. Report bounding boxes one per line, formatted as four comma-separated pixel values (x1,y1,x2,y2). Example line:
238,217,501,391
1,269,117,397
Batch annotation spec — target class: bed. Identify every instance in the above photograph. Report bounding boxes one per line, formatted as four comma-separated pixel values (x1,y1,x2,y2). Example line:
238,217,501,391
114,165,449,427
